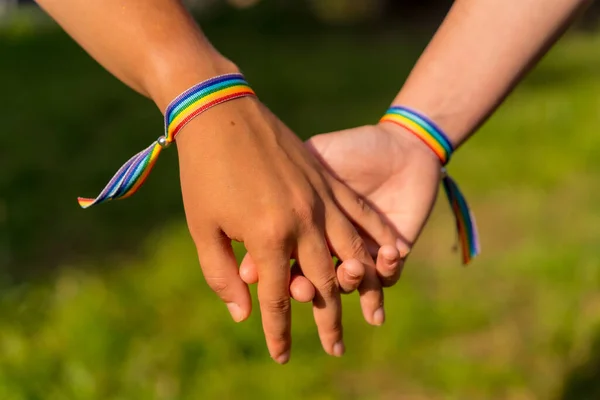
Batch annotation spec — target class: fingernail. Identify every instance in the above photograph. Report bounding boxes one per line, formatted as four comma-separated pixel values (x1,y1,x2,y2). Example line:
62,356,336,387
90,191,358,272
275,351,290,365
333,341,345,357
344,259,363,280
396,239,411,259
345,269,360,280
381,246,399,263
373,307,385,326
226,303,244,322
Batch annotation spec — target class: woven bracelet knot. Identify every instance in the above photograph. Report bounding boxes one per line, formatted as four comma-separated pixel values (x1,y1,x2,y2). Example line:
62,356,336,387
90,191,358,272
77,73,256,209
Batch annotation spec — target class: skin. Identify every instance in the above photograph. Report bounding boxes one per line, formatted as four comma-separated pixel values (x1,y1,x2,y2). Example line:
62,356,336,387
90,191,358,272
35,0,404,363
35,0,591,361
242,0,593,302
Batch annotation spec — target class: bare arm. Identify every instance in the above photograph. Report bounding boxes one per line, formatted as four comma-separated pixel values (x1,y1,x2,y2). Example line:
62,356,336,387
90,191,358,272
35,0,400,363
35,0,236,109
392,0,593,146
255,0,596,302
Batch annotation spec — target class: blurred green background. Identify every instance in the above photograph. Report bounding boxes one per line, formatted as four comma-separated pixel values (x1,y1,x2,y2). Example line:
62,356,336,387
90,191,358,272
1,1,600,399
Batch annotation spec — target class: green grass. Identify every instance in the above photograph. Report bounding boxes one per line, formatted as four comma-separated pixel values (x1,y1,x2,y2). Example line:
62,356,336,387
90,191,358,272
2,12,600,400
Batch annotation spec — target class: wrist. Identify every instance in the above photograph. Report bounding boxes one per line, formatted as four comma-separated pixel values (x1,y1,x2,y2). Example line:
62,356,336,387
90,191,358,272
378,105,481,264
175,95,265,154
155,71,262,153
379,105,456,167
391,94,474,150
377,121,441,166
143,46,241,112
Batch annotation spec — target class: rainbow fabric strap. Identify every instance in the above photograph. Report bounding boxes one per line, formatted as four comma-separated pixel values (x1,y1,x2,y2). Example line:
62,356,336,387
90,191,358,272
380,106,480,264
78,73,256,209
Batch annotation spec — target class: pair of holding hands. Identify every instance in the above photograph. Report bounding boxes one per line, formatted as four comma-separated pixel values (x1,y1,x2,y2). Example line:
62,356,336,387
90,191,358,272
37,0,585,367
176,4,587,358
176,98,441,363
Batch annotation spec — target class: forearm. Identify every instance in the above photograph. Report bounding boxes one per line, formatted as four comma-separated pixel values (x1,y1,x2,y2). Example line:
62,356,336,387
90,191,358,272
392,0,592,147
36,0,238,110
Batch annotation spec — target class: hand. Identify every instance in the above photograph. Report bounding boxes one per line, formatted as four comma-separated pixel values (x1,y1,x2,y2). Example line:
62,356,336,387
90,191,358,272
240,122,441,301
177,99,399,363
309,122,441,252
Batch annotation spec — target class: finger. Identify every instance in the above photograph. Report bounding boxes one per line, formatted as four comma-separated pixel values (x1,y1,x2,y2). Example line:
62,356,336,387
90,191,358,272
289,261,315,303
375,245,404,287
325,209,385,326
194,231,252,323
290,274,314,303
243,244,363,301
240,253,258,284
290,257,365,300
363,235,381,259
329,179,400,252
247,240,293,364
337,258,365,294
243,253,315,303
297,230,345,358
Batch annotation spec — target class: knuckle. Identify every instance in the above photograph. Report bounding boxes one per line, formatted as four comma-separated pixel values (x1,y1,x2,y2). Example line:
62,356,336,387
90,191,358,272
258,215,295,244
293,200,316,226
264,297,291,315
205,276,230,296
354,195,371,214
328,320,343,337
292,191,324,231
347,232,368,258
316,274,339,299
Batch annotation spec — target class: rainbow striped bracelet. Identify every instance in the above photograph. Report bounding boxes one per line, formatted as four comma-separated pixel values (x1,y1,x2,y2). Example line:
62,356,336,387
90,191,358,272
380,106,480,264
78,73,256,209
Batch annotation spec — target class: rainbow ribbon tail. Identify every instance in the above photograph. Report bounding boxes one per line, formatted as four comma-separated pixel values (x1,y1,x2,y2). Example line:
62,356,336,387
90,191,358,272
77,141,163,209
441,173,481,264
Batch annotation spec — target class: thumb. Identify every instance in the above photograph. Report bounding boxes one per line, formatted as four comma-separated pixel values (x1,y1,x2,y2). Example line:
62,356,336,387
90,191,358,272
304,132,333,159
